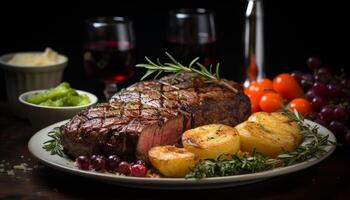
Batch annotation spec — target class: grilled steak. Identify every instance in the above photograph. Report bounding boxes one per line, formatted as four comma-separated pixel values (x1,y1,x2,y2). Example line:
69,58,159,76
60,74,251,161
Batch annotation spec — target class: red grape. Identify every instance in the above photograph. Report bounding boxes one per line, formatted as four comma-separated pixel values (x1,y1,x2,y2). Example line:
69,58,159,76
106,155,121,171
327,83,342,97
291,71,303,83
76,156,90,170
130,164,148,177
312,82,328,96
329,121,346,135
311,96,327,111
118,161,132,175
305,90,316,101
319,105,335,122
306,56,321,70
301,79,313,90
333,107,348,122
90,155,106,171
314,68,332,83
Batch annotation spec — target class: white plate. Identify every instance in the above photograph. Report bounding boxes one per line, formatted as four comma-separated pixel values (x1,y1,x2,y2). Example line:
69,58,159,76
28,120,336,189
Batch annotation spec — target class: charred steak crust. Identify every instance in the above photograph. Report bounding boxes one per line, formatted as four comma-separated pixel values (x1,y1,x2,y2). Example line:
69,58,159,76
60,74,251,161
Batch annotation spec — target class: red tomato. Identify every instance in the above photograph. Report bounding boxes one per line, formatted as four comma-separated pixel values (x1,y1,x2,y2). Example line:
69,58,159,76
258,79,273,90
273,73,304,100
259,92,284,112
288,98,313,116
245,79,274,102
247,94,260,113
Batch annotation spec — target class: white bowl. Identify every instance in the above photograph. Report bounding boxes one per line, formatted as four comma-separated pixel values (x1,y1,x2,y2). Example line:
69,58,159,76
18,90,98,130
0,52,68,117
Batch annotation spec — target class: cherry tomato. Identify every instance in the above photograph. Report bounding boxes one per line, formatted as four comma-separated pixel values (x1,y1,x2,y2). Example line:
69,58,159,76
245,79,274,101
247,94,260,113
259,92,284,112
288,98,313,116
258,79,273,90
273,73,304,100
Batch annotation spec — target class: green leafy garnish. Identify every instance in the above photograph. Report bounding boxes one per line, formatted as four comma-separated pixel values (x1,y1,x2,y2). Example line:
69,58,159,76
43,127,64,157
186,109,335,179
136,52,238,93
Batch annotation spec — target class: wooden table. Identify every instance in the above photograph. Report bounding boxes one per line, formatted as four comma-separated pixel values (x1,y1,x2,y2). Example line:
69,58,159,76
0,102,349,200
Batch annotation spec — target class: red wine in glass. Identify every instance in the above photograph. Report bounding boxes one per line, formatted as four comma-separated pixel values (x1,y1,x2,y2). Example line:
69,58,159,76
166,37,217,66
83,40,135,84
167,9,217,66
84,17,135,100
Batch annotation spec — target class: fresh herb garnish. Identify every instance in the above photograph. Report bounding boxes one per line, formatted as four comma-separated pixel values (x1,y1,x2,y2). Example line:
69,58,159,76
43,127,64,157
186,109,335,179
136,52,238,93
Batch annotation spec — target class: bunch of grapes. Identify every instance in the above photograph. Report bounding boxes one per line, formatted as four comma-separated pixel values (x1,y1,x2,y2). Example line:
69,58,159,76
291,56,350,145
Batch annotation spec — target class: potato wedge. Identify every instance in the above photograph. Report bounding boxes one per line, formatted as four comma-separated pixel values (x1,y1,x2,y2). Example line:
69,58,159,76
236,112,301,157
182,124,240,160
148,145,198,178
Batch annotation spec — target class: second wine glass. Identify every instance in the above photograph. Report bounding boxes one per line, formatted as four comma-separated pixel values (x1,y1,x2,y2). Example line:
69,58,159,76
166,8,217,66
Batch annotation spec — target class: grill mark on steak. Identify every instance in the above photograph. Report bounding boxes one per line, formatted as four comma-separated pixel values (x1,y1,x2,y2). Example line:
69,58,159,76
60,73,251,161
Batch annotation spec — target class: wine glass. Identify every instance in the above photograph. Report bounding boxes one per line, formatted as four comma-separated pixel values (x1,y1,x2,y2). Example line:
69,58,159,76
166,8,217,66
83,17,135,100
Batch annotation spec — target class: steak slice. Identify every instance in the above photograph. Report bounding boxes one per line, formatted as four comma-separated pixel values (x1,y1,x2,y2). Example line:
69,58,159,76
60,74,251,161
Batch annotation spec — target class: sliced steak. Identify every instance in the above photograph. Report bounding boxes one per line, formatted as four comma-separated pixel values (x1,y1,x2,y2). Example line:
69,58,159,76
60,74,251,161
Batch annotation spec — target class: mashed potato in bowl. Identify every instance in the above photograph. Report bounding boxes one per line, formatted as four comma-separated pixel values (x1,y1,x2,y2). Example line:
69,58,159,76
7,48,65,66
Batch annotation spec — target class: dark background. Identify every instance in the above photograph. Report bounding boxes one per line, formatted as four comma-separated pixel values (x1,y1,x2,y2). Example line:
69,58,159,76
0,0,348,100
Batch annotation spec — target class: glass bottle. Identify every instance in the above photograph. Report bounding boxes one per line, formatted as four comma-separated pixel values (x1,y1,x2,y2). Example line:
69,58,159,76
243,0,265,87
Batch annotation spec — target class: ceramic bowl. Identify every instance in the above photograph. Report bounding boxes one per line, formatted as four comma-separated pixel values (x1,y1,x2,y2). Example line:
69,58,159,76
18,90,98,130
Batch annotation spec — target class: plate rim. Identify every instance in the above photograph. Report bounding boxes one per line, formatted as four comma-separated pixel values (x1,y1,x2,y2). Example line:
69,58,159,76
28,119,336,186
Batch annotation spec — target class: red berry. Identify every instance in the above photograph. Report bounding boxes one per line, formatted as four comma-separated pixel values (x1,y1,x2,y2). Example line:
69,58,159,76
90,155,106,171
106,155,121,171
76,156,90,170
130,164,148,177
118,161,131,175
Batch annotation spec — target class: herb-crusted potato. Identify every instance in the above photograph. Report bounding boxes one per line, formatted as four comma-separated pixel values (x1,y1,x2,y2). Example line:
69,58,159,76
182,124,240,160
148,146,199,177
235,112,301,157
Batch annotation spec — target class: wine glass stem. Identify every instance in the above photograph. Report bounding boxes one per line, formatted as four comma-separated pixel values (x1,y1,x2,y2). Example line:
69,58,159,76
104,83,118,101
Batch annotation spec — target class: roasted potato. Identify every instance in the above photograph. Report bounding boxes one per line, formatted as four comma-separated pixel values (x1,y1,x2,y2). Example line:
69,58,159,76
248,112,301,145
182,124,240,160
148,145,199,178
235,112,301,157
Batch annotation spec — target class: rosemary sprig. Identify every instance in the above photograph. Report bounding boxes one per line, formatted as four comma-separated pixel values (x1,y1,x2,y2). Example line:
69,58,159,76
136,52,238,93
185,152,270,178
43,127,64,157
186,109,335,179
